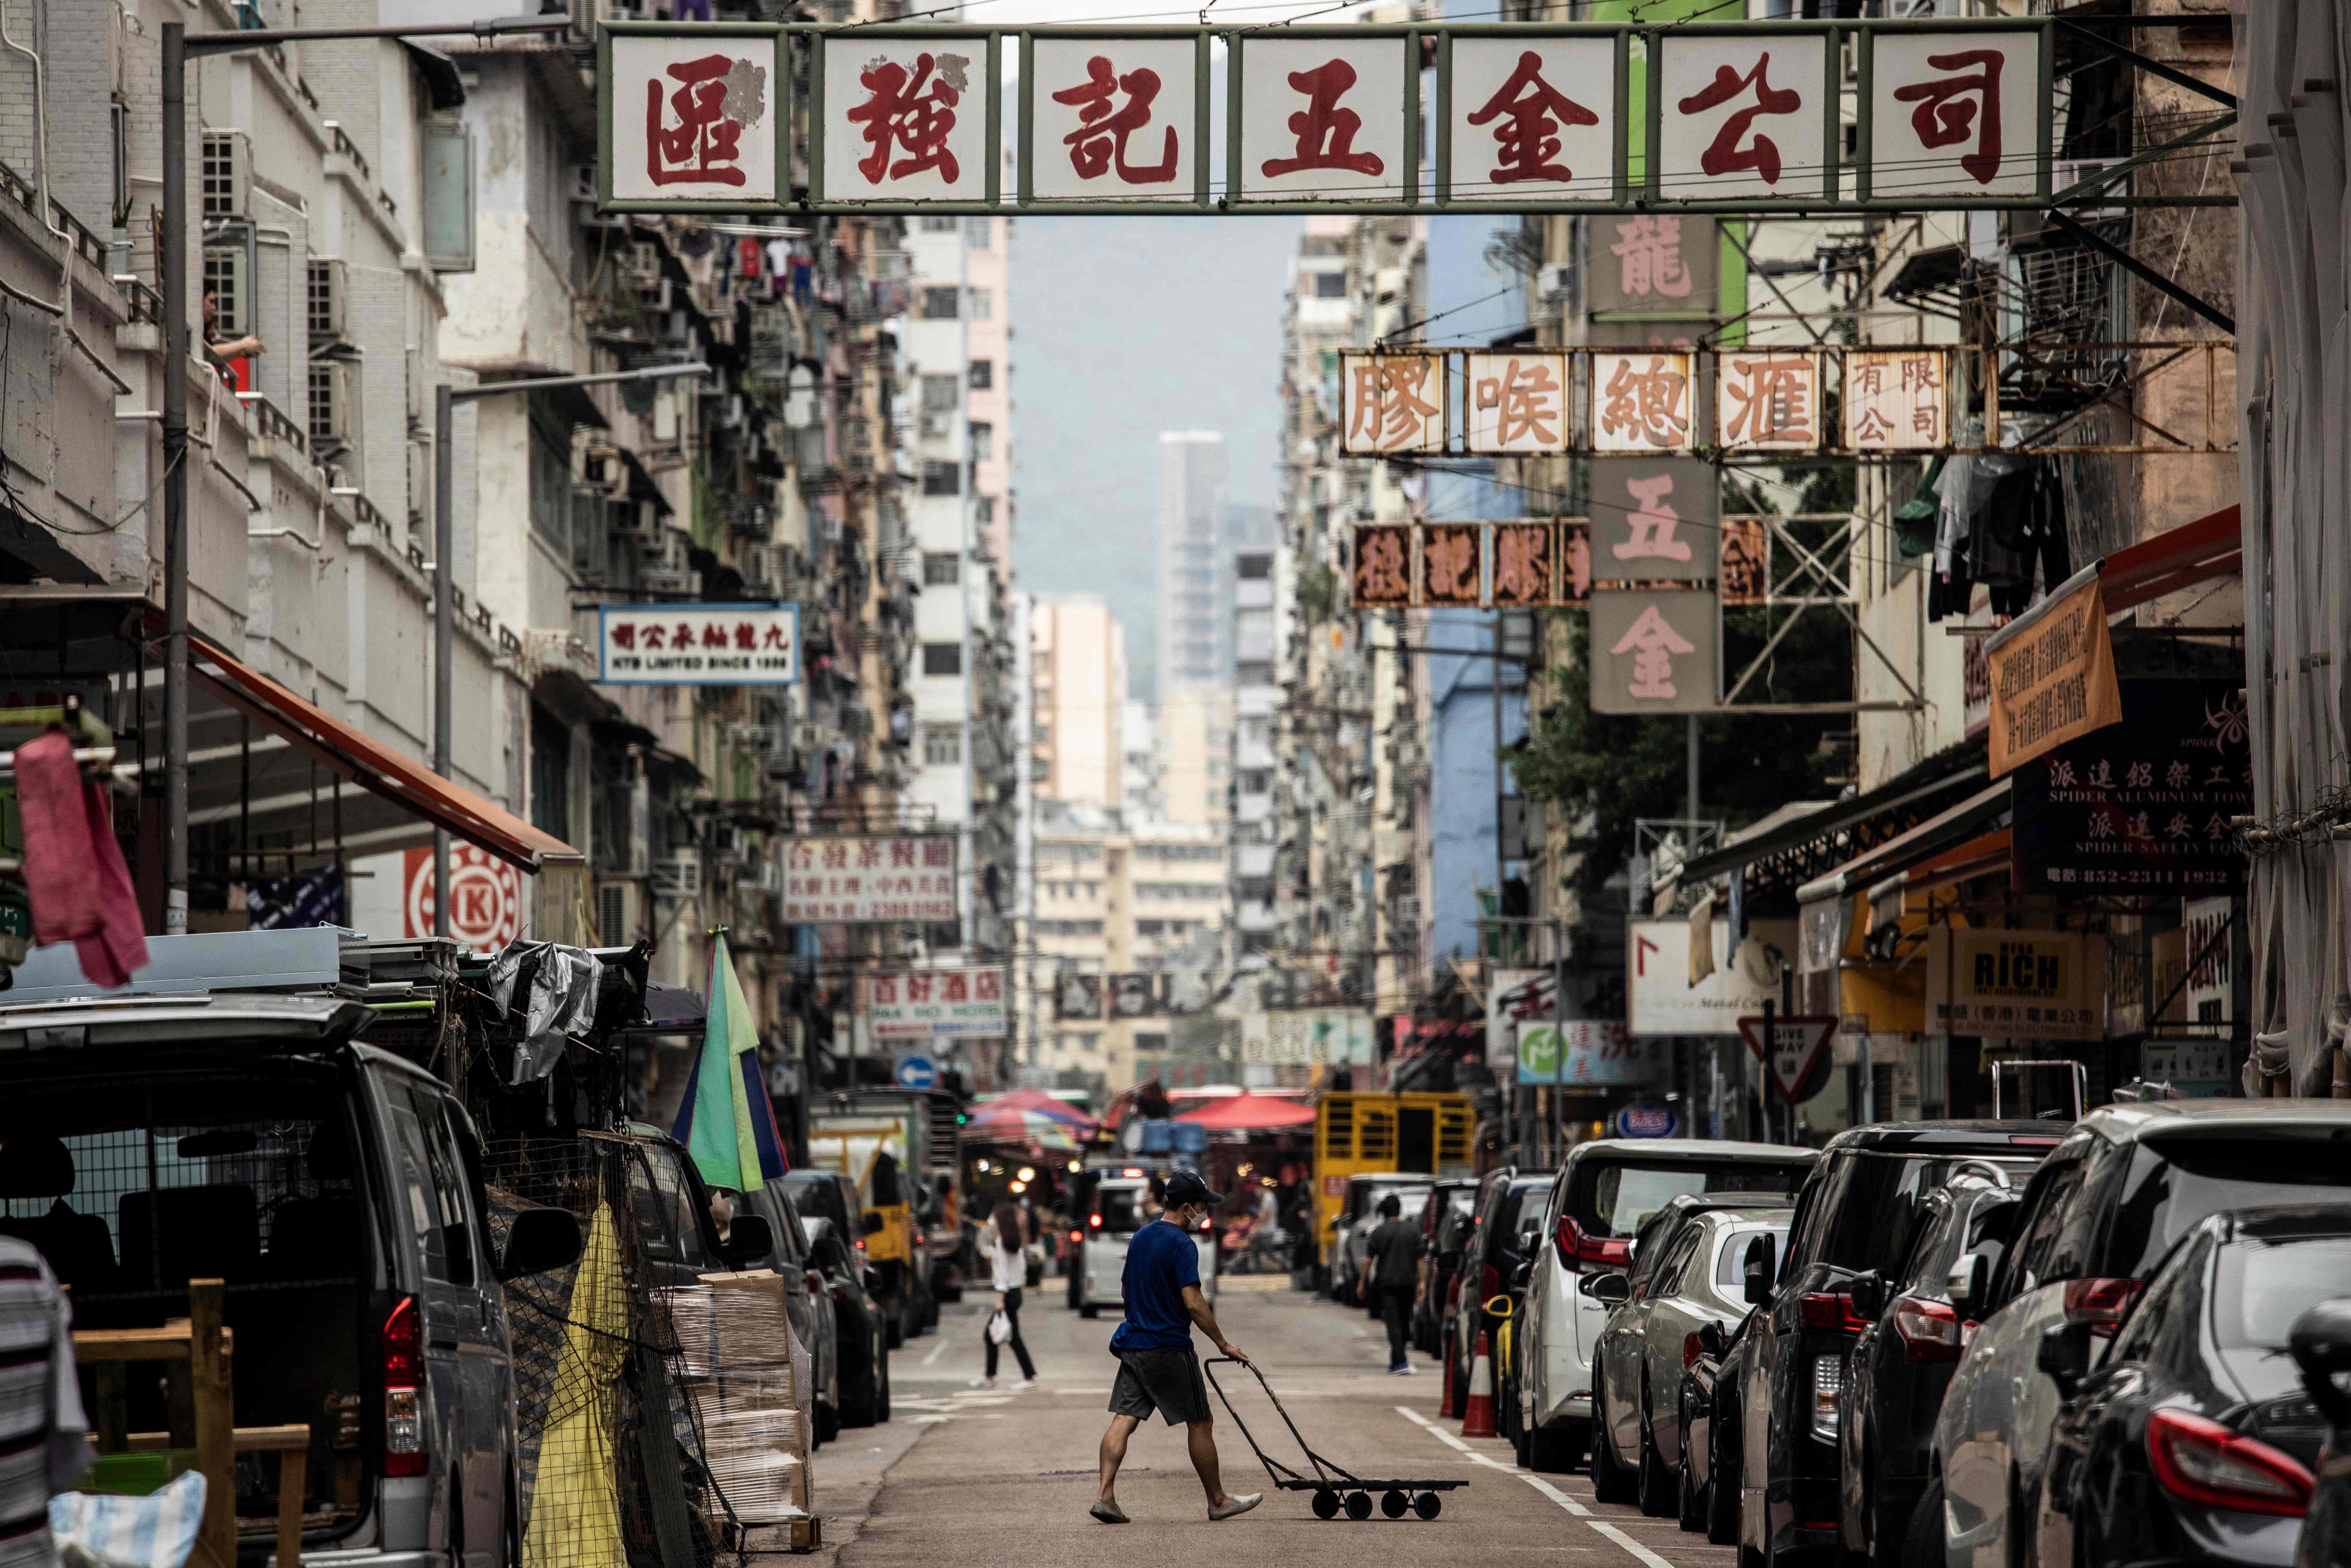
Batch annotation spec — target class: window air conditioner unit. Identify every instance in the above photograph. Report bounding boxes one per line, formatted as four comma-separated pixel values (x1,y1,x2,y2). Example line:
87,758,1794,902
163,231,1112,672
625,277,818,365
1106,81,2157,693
307,258,347,344
308,360,354,453
576,442,626,496
201,131,250,220
652,855,701,899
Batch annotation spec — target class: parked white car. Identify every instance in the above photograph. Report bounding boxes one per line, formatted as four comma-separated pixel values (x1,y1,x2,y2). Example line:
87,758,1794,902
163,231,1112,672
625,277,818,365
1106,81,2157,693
1516,1139,1815,1471
1927,1101,2351,1568
1074,1175,1218,1318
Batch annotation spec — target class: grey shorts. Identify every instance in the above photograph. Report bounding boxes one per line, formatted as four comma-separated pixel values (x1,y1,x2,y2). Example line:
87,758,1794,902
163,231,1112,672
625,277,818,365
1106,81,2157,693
1109,1348,1211,1427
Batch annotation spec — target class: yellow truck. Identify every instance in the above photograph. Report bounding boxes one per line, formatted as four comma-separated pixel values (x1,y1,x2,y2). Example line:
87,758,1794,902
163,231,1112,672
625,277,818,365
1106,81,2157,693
1312,1091,1475,1289
806,1089,964,1347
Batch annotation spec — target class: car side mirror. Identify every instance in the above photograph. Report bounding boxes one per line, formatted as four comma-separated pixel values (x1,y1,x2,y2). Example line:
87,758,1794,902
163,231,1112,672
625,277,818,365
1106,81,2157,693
720,1213,774,1269
2290,1297,2351,1426
1848,1270,1886,1321
1948,1251,1991,1312
1589,1271,1631,1306
862,1210,887,1236
1697,1320,1726,1359
498,1206,583,1282
1511,1257,1534,1291
2036,1321,2092,1399
1741,1235,1776,1306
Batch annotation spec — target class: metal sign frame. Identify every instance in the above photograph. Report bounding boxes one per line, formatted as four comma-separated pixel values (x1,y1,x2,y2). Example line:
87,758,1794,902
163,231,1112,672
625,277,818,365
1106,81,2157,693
595,17,2236,219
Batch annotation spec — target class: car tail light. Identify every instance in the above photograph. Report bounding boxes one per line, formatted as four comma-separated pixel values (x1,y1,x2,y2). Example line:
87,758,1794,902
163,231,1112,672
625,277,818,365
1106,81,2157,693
382,1295,425,1478
1809,1353,1844,1443
2146,1409,2313,1517
2062,1277,2143,1337
1890,1294,1964,1363
1069,1228,1082,1244
1799,1293,1870,1333
1554,1216,1631,1274
1089,1213,1103,1229
1683,1332,1704,1369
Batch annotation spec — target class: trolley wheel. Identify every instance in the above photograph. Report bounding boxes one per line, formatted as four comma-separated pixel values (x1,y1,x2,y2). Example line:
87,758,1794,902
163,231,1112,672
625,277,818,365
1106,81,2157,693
1413,1492,1443,1521
1380,1489,1409,1519
1312,1489,1341,1520
1345,1491,1373,1521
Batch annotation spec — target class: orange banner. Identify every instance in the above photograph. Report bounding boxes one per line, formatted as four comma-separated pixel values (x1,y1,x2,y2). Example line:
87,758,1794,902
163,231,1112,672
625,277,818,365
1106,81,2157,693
1987,568,2123,778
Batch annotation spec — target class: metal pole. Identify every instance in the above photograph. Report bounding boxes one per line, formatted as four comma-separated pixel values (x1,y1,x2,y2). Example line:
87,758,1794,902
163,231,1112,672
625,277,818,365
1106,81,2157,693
1549,917,1565,1161
433,383,454,938
161,22,188,936
1685,712,1699,824
1760,994,1775,1146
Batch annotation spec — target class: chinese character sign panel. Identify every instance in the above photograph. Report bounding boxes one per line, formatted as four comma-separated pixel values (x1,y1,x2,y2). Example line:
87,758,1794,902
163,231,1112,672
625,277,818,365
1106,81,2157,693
1029,35,1197,202
823,37,988,203
1590,588,1716,713
1717,350,1821,451
782,835,957,923
871,967,1007,1039
1351,525,1412,607
1340,353,1446,455
600,604,799,685
1589,457,1717,583
1869,31,2040,199
610,33,783,206
1465,351,1569,454
1927,927,2102,1041
1592,351,1695,452
1238,36,1407,201
1843,348,1948,449
2010,679,2251,894
1489,522,1557,608
1420,523,1483,607
1586,215,1718,317
1446,37,1615,203
1657,33,1829,203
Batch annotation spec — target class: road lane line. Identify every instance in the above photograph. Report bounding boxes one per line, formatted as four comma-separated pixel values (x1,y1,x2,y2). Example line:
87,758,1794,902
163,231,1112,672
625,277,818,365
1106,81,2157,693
921,1337,949,1365
1396,1406,1689,1567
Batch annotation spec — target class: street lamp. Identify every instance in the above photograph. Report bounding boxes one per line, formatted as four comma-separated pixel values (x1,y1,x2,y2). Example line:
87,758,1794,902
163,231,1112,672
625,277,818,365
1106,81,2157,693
430,361,711,936
161,14,569,933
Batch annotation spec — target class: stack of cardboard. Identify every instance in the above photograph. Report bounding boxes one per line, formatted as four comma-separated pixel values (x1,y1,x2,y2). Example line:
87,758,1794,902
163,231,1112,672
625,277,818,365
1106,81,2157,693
685,1270,813,1520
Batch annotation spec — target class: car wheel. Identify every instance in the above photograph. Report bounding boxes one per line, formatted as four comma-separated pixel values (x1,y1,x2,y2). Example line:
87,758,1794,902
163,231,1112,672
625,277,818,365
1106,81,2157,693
1079,1302,1100,1319
1636,1391,1674,1517
1527,1419,1580,1475
1590,1382,1638,1504
1677,1437,1705,1532
1707,1410,1741,1546
876,1338,892,1423
814,1398,841,1445
838,1309,882,1428
1513,1411,1534,1468
1904,1476,1943,1568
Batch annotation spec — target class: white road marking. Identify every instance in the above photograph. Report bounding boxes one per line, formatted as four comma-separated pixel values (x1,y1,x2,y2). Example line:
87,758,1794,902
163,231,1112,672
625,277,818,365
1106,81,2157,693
921,1338,949,1366
1395,1406,1684,1568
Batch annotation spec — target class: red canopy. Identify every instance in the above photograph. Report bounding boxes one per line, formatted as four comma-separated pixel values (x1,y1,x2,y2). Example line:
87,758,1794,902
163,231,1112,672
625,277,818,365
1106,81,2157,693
1173,1092,1316,1132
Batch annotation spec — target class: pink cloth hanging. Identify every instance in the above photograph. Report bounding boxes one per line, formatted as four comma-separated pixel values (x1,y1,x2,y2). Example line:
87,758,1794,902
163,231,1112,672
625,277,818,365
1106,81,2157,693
14,730,148,989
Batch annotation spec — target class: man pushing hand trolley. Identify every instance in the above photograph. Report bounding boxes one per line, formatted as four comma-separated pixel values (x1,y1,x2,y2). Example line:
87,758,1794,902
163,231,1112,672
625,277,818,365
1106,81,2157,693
1202,1356,1469,1522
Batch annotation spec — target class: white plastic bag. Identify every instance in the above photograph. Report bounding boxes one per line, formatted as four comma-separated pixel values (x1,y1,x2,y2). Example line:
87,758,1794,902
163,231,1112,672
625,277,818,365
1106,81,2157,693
51,1470,206,1568
987,1309,1011,1345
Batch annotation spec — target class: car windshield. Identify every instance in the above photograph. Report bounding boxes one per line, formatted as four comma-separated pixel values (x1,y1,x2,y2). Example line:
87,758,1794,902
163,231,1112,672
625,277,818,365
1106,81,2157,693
783,1175,847,1232
2102,1135,2351,1279
1355,1182,1430,1222
2214,1236,2351,1350
1570,1159,1807,1240
1097,1185,1146,1233
1484,1179,1551,1262
1810,1154,2039,1280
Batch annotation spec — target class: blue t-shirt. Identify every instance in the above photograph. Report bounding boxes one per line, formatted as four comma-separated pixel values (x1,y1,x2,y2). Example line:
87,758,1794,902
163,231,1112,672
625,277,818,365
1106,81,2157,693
1109,1217,1200,1354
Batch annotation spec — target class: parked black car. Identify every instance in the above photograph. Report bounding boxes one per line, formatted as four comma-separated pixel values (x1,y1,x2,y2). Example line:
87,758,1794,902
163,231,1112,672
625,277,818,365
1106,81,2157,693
1837,1170,2022,1567
1731,1122,2054,1567
781,1169,893,1427
1439,1167,1549,1437
1679,1299,1749,1546
2291,1292,2351,1568
735,1179,843,1444
2039,1206,2348,1567
1411,1177,1481,1357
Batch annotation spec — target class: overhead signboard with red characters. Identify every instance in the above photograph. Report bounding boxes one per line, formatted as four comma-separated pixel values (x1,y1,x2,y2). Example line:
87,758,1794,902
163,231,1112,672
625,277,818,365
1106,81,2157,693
589,19,2148,218
598,604,799,686
1737,1014,1839,1105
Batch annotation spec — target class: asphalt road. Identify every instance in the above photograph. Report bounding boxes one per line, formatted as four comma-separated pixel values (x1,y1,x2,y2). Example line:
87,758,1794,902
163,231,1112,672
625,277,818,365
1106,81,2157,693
818,1274,1739,1568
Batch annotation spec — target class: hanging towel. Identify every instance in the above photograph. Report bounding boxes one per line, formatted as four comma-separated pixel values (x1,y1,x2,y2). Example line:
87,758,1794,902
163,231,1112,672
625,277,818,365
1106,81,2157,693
14,731,148,990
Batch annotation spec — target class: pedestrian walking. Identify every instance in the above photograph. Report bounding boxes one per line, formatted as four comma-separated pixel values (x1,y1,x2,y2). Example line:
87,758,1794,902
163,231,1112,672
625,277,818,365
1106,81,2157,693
973,1202,1038,1390
0,1234,94,1567
1092,1170,1262,1525
1362,1194,1419,1375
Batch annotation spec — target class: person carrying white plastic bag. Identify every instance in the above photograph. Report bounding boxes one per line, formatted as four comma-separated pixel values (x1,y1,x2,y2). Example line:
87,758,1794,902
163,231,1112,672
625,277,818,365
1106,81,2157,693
971,1203,1037,1390
0,1233,98,1568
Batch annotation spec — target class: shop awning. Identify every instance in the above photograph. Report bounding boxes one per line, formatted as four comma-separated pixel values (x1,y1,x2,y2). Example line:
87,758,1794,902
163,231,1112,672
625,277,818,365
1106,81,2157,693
1796,781,2012,905
1174,1092,1316,1132
2101,504,2240,616
189,635,582,872
1677,744,1987,905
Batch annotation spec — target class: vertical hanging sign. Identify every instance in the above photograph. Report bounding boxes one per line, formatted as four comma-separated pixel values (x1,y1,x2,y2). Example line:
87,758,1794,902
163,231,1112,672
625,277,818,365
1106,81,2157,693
820,33,995,205
1236,33,1411,203
604,25,790,210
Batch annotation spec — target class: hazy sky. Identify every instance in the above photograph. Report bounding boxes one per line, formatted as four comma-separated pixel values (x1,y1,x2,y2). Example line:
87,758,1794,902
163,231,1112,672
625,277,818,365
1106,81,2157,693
1008,215,1303,703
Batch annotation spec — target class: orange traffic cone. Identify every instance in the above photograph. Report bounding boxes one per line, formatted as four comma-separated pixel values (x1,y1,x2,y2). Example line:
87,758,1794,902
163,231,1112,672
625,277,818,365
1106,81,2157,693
1461,1330,1497,1438
1440,1336,1458,1419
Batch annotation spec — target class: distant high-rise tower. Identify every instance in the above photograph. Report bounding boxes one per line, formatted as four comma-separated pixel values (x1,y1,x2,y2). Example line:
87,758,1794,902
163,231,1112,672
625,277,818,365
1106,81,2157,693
1156,432,1229,696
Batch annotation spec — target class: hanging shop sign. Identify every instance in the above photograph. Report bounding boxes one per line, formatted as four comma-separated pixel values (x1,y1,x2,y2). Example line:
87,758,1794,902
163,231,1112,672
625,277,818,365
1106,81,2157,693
1349,521,1592,609
781,834,956,922
1589,457,1718,583
598,603,800,685
870,967,1007,1039
601,21,2073,218
1586,214,1721,317
1590,588,1717,715
1615,1101,1681,1138
1515,1018,1668,1086
1984,564,2121,778
350,845,523,953
1054,971,1104,1020
1627,917,1794,1037
1108,972,1167,1019
2009,678,2252,893
1926,925,2104,1041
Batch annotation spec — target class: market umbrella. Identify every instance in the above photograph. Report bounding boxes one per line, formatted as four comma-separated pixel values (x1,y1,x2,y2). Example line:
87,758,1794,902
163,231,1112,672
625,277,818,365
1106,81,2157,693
1173,1092,1316,1132
978,1088,1099,1134
962,1107,1081,1150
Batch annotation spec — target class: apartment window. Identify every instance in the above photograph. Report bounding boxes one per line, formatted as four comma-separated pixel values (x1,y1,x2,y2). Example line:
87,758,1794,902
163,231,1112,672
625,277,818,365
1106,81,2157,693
969,422,994,461
1313,270,1347,298
920,373,961,413
919,286,960,319
965,217,992,248
968,359,994,390
922,551,961,587
922,723,963,765
529,705,570,840
965,287,992,320
974,495,996,524
920,215,960,232
527,412,571,556
1239,770,1273,793
921,460,961,496
1078,1033,1100,1053
1237,662,1273,685
922,642,963,676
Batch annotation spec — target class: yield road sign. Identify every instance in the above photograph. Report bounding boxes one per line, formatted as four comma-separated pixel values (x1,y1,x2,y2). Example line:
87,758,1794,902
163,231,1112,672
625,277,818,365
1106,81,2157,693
1737,1014,1838,1105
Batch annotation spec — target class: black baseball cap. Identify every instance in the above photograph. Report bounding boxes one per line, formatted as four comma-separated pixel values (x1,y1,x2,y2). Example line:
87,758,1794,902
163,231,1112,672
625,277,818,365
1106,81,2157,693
1162,1170,1222,1208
